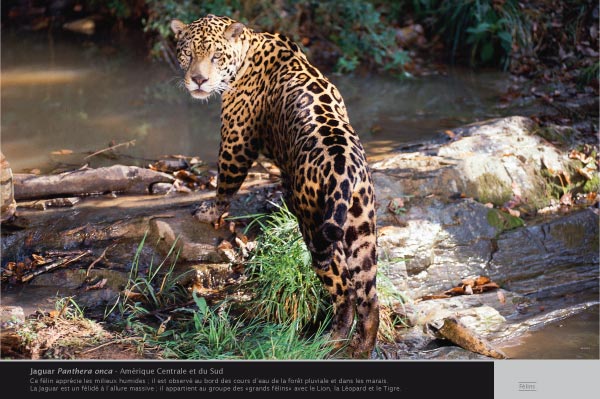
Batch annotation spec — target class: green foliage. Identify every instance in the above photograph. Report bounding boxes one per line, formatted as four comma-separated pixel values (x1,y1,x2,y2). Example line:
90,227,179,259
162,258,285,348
243,202,331,328
156,295,334,359
579,61,600,87
376,259,410,342
141,0,410,75
109,204,409,359
105,231,190,325
434,0,525,68
143,0,241,38
487,208,525,233
311,0,410,75
583,173,599,193
109,229,334,359
54,297,86,320
404,0,530,69
244,202,409,345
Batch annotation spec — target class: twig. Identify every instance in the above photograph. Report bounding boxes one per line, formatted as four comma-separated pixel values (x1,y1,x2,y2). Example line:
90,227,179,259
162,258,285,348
79,337,140,354
21,251,91,283
86,245,115,277
83,140,136,160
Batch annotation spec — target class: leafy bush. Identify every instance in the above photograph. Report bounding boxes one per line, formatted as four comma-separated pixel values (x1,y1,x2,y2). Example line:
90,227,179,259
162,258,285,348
140,0,410,74
310,0,410,74
424,0,531,69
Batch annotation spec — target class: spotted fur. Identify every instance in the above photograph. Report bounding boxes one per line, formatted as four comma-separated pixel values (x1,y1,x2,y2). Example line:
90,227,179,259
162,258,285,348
171,15,379,357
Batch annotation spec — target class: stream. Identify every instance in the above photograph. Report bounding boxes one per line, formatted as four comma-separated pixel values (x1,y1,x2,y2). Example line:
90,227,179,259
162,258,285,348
1,29,510,173
1,28,597,360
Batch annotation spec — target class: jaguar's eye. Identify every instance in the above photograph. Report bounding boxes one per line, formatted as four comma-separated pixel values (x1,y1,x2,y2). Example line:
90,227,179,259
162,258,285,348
211,52,222,63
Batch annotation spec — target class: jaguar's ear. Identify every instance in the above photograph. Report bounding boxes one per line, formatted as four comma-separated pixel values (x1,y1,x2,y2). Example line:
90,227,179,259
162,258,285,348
170,19,187,38
224,22,245,41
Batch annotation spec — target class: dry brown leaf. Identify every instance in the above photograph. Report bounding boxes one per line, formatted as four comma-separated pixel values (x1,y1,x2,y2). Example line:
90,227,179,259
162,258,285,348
51,149,73,155
31,254,46,264
505,207,521,217
175,170,199,183
444,286,466,296
569,149,594,164
122,289,143,300
478,282,500,291
577,165,597,180
474,276,491,285
85,278,107,291
217,240,233,251
560,192,573,206
461,278,475,286
173,180,192,193
444,130,456,140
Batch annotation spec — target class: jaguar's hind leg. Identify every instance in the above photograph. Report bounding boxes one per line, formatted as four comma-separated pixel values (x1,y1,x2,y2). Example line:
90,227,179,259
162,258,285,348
344,197,379,358
311,242,356,351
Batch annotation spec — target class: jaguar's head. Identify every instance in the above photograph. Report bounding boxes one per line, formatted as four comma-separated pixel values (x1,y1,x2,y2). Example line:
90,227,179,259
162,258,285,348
170,15,248,100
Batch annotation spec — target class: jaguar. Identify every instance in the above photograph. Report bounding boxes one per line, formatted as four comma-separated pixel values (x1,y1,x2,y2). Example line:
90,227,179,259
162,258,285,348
171,14,379,357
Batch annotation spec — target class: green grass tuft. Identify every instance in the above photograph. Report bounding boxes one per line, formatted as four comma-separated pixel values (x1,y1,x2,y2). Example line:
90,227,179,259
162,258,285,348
242,203,331,328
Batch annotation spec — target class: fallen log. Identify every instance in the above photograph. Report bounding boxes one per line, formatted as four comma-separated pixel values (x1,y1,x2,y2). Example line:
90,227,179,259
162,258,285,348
427,316,508,359
13,165,174,201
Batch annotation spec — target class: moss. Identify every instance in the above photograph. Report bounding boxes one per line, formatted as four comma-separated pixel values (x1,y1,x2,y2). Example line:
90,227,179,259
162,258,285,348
533,125,575,145
583,173,600,193
487,209,525,234
473,173,513,206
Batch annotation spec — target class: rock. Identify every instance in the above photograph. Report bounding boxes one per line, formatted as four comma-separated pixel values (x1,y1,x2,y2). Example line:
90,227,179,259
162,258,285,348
378,199,502,297
0,306,25,328
29,268,130,308
372,116,574,209
1,152,17,223
149,213,228,263
372,116,598,359
437,116,569,208
151,183,174,195
489,208,599,293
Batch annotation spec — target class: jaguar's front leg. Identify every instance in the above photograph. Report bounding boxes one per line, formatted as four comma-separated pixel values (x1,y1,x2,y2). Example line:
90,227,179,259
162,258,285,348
193,127,260,229
193,198,230,228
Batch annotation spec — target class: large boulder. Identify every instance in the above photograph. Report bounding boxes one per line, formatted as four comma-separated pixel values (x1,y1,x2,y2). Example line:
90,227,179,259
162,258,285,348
372,116,599,357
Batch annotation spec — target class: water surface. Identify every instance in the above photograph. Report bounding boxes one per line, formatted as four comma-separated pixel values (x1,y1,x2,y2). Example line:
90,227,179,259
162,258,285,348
1,30,509,172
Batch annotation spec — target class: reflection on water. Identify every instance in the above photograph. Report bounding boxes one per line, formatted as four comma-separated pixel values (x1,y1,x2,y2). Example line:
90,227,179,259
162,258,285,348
500,305,599,359
1,30,510,172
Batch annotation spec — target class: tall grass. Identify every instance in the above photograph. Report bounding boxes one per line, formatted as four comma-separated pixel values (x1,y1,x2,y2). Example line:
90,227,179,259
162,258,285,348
158,294,334,359
242,203,331,328
243,203,409,344
105,231,189,327
106,226,334,359
106,205,408,359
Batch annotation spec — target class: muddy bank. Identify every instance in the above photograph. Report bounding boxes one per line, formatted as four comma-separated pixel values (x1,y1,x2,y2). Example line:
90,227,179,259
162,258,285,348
1,116,598,359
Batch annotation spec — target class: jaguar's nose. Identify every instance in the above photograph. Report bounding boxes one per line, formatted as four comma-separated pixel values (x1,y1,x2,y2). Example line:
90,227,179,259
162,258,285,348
191,74,207,87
